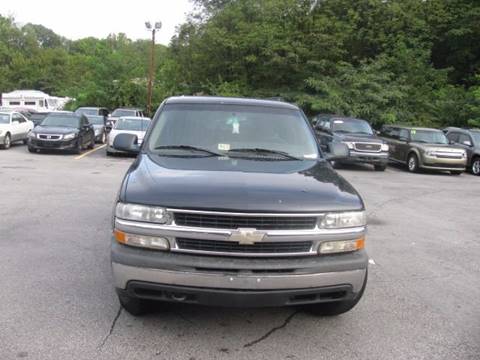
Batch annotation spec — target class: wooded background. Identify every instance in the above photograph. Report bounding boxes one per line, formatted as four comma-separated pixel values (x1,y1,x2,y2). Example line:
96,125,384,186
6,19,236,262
1,0,479,128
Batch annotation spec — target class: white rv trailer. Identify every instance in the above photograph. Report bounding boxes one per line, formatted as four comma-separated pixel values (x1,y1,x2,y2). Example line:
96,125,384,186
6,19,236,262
1,90,70,112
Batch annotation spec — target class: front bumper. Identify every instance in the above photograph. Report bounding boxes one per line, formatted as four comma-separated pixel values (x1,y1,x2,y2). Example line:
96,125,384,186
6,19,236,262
29,138,77,150
0,134,6,145
111,239,368,307
340,150,389,165
420,154,466,171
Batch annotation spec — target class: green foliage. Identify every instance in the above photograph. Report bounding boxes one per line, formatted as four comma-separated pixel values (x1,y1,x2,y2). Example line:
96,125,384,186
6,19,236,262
1,0,480,127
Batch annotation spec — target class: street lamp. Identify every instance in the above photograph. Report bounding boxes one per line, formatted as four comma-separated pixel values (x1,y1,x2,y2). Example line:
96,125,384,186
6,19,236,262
146,21,162,116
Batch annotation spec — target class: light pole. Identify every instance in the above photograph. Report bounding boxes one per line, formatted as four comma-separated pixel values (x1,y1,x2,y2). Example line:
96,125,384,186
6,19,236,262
145,21,162,116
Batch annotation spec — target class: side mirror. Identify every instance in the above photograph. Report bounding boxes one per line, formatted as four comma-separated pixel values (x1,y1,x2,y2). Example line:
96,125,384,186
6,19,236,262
463,140,472,147
113,133,140,154
325,142,349,161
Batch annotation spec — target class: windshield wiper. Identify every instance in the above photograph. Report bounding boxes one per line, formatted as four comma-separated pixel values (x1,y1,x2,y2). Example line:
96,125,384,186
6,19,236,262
154,145,222,156
227,147,301,160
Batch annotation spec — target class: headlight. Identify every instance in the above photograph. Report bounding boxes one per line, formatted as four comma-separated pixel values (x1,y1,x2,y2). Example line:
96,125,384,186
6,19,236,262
0,130,3,135
424,150,436,157
115,202,171,224
28,132,36,138
318,211,366,229
343,141,355,150
381,143,389,151
63,133,77,140
319,237,365,254
114,230,170,251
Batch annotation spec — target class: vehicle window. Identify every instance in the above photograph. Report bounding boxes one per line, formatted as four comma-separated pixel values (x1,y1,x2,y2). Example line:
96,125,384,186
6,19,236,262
87,116,105,125
399,129,410,140
147,103,319,159
9,101,21,106
75,108,98,116
115,118,150,131
30,113,49,122
331,118,373,135
446,132,459,143
381,126,399,139
112,109,137,117
17,114,26,123
471,131,480,144
41,115,80,128
410,130,448,144
0,113,10,124
458,134,472,145
24,101,36,106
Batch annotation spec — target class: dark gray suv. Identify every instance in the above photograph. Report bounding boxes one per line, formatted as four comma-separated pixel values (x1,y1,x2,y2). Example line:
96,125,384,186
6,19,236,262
444,127,480,176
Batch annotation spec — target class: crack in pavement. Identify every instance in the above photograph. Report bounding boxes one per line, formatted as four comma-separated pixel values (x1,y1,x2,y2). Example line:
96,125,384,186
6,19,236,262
243,310,300,348
98,306,122,350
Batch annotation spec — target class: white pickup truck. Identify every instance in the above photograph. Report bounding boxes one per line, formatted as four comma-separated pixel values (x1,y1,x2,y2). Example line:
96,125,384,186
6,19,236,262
0,111,34,149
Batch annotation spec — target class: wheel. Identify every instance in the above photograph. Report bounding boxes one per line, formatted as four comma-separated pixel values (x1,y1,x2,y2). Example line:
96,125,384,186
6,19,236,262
374,164,387,171
305,269,368,316
88,136,95,149
472,157,480,176
450,171,462,176
407,153,419,173
1,133,11,149
73,138,82,154
106,149,114,156
28,146,36,153
100,132,106,144
23,136,29,145
117,291,149,316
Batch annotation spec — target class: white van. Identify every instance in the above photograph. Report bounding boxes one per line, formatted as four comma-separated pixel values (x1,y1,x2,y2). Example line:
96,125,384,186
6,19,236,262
1,90,69,112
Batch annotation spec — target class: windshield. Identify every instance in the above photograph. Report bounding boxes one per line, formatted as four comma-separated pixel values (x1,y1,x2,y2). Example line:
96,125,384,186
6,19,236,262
147,103,319,159
115,118,150,131
112,109,137,117
41,115,80,128
411,130,448,144
471,131,480,144
87,116,105,125
75,108,98,116
30,113,49,121
331,118,373,134
0,113,10,124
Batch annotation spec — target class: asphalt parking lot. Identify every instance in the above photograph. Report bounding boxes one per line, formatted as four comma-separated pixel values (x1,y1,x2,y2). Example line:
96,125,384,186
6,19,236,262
1,143,479,360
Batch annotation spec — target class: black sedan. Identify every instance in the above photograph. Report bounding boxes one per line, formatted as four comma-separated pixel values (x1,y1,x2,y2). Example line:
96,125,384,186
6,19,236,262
28,113,95,154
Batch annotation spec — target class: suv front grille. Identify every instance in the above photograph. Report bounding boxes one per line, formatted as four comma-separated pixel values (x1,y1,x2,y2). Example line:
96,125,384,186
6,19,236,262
176,238,313,255
173,213,317,230
354,143,382,152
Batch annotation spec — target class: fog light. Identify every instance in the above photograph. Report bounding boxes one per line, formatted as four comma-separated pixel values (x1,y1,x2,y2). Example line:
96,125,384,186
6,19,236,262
114,230,170,251
319,237,365,254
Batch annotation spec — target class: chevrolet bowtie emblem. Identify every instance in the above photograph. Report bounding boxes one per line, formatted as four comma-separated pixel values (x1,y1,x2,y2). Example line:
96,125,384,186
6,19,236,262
229,228,266,245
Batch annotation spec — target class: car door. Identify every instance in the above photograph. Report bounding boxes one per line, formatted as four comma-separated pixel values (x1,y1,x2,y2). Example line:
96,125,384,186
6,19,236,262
10,113,23,140
17,113,31,138
383,127,401,161
457,133,474,163
397,129,411,162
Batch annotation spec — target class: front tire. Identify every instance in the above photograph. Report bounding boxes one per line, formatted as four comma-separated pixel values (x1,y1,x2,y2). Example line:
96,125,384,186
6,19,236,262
28,146,36,153
117,291,149,316
1,133,11,149
472,157,480,176
73,138,82,154
407,153,419,173
305,270,368,316
374,164,387,171
88,136,95,149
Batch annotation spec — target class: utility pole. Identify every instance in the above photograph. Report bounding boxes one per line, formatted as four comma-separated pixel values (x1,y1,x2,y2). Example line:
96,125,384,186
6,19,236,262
145,21,162,116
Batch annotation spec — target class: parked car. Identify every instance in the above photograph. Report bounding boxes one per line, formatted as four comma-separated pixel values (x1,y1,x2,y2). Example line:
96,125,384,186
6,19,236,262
0,110,34,149
86,115,107,144
74,107,109,117
109,96,368,316
106,116,150,156
107,108,145,130
314,116,389,171
379,125,467,175
27,113,95,154
444,127,480,176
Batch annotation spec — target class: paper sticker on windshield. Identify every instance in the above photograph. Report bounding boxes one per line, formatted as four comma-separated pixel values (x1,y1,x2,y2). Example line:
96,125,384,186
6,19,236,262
333,120,344,124
411,130,416,135
218,143,230,151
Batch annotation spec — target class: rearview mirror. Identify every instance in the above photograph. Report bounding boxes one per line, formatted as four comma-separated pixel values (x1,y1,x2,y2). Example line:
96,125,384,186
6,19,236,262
325,142,349,161
113,133,140,154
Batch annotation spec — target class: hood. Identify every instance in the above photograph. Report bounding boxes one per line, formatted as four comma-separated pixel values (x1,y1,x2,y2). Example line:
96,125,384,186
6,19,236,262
33,126,79,135
120,154,364,213
333,132,384,143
